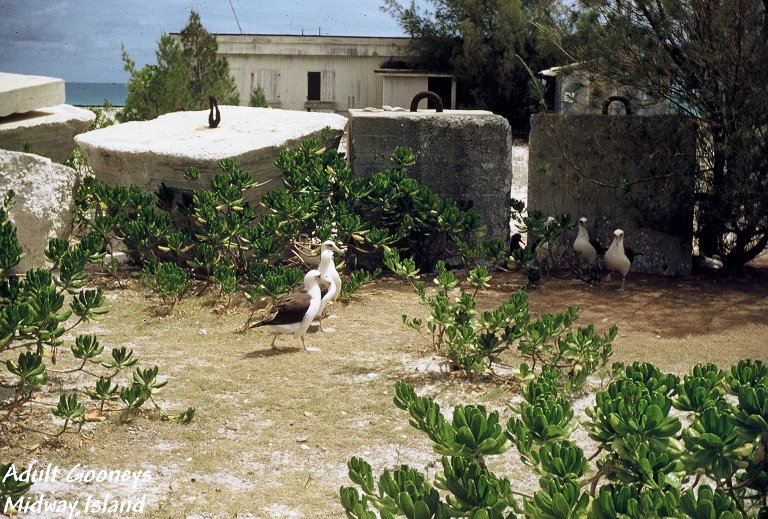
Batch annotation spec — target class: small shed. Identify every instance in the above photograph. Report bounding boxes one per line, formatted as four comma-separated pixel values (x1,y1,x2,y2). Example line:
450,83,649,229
375,69,456,110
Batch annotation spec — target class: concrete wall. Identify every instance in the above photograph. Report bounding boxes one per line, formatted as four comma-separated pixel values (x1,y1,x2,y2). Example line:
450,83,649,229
528,114,697,276
348,109,513,242
215,34,409,113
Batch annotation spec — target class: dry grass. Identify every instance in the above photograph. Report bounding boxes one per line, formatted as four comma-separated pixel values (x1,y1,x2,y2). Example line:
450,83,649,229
2,261,767,518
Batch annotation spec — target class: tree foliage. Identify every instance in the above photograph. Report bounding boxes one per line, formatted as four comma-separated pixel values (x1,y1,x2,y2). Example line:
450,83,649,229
383,0,570,132
250,85,269,108
567,0,768,266
118,10,239,122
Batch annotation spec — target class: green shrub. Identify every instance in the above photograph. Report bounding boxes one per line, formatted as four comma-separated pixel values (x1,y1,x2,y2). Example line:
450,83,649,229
342,360,768,518
75,140,491,322
250,85,269,107
0,195,193,470
388,249,616,386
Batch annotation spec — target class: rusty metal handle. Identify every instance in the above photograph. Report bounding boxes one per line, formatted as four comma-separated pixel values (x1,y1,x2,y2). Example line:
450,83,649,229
602,96,632,115
409,91,444,112
208,96,221,128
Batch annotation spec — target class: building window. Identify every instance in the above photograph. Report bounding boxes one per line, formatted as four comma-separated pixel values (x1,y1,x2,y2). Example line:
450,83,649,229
307,72,321,101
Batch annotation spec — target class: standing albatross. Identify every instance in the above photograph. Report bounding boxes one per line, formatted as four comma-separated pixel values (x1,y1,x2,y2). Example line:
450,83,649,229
573,217,598,278
318,240,343,318
605,229,631,290
250,269,323,350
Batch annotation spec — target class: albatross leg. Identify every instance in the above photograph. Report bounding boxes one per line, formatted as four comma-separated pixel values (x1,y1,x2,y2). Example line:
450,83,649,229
316,314,336,333
302,336,322,352
327,300,340,319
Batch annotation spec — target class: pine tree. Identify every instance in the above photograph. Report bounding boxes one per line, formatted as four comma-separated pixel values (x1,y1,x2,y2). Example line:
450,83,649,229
119,10,239,122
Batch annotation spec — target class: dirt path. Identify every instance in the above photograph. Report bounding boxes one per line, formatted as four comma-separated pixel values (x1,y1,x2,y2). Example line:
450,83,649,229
3,263,767,518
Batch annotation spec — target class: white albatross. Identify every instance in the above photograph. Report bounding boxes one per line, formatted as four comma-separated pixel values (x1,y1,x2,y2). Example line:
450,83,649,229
573,217,598,277
605,229,631,290
318,240,343,320
315,249,339,332
250,269,323,350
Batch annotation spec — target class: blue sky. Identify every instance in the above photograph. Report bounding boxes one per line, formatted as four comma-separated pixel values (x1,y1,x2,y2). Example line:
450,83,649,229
0,0,426,83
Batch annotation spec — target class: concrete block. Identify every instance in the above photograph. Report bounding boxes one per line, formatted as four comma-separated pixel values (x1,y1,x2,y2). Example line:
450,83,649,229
0,150,80,272
0,104,95,163
528,114,697,276
348,109,513,242
0,72,65,117
75,107,347,202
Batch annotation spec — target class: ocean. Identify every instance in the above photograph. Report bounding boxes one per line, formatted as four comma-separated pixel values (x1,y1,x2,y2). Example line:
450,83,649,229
65,82,127,107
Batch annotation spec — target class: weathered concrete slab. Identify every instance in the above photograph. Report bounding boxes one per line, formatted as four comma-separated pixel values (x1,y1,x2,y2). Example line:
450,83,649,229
0,72,65,117
75,107,347,201
0,104,95,163
0,150,80,272
348,109,513,242
528,114,697,276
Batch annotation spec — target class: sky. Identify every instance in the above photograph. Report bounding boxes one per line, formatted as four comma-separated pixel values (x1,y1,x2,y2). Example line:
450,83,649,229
0,0,427,83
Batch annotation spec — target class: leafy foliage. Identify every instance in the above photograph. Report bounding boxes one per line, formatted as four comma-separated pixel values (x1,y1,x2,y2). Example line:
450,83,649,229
507,198,573,287
75,140,492,318
382,0,570,133
343,360,768,517
0,199,193,471
273,141,487,270
249,84,269,107
389,250,615,386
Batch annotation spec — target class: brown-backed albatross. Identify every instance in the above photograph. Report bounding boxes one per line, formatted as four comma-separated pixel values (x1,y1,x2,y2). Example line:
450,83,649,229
250,269,323,350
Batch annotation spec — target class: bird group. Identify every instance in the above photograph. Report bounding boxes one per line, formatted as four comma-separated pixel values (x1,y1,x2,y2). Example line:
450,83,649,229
573,217,636,290
249,240,343,351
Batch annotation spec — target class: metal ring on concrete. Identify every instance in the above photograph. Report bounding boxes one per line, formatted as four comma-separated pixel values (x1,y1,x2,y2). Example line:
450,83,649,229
602,96,632,115
409,91,444,112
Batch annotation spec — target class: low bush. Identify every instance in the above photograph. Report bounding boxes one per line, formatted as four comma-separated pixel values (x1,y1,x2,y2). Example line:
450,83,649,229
0,192,193,454
507,198,573,287
341,360,768,518
387,249,616,387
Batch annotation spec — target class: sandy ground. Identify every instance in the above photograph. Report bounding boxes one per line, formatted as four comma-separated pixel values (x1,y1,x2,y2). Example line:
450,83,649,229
2,259,767,518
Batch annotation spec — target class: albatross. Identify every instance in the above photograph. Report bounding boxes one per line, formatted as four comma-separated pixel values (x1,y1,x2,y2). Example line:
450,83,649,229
318,240,343,318
573,217,598,278
605,229,631,290
250,269,323,350
315,249,339,332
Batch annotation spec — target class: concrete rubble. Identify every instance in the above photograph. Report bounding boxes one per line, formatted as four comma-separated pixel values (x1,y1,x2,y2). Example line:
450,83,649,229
0,150,80,272
75,107,348,202
0,72,95,162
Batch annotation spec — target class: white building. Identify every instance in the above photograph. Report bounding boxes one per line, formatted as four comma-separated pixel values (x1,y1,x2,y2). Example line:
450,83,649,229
214,34,456,114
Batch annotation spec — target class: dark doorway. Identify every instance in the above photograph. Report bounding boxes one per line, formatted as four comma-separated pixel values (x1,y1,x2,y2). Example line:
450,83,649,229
307,72,321,101
427,76,452,109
